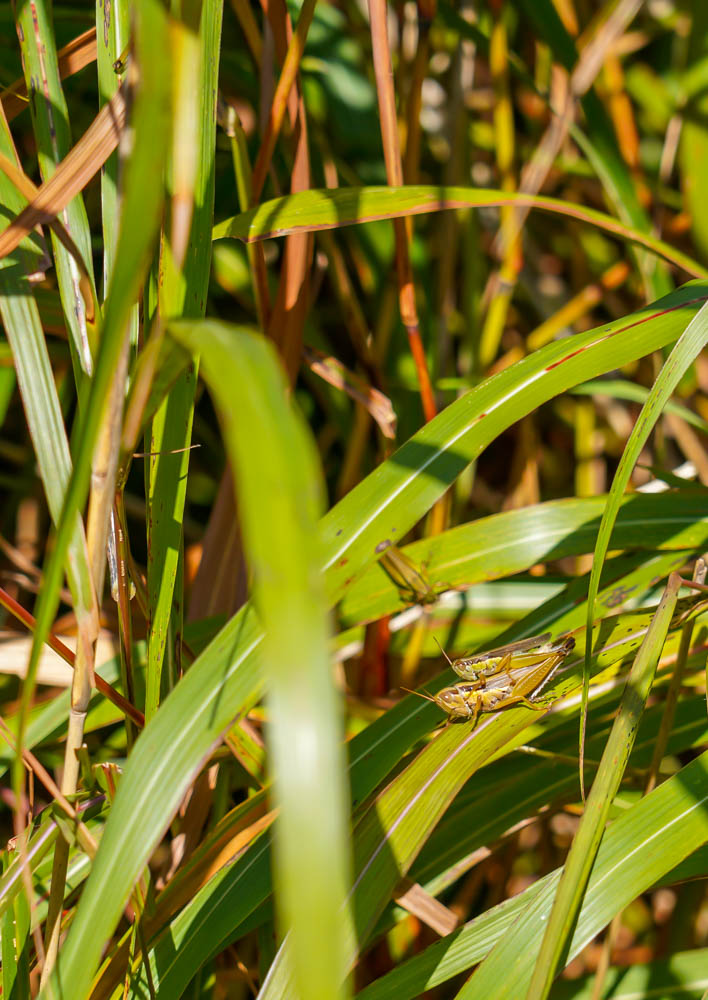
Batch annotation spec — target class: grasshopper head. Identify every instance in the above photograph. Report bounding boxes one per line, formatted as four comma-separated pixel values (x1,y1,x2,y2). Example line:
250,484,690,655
434,685,475,717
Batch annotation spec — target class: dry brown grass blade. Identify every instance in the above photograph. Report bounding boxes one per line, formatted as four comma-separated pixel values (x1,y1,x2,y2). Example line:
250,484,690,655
0,85,126,260
251,0,317,202
0,717,98,857
262,0,314,383
0,585,145,728
1,27,97,121
394,877,459,936
0,150,96,321
303,345,397,439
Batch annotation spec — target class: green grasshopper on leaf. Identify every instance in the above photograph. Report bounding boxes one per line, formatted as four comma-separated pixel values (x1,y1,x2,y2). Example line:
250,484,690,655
377,540,449,606
437,632,573,685
404,634,575,727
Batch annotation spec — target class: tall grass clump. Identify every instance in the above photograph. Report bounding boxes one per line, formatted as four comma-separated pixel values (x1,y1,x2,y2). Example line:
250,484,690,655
2,2,708,999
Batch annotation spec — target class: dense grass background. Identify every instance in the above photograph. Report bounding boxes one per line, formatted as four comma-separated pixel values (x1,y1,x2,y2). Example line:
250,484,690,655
2,1,708,997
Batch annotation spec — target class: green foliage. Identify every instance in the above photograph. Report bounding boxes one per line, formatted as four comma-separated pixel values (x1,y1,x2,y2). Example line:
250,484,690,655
1,3,708,1000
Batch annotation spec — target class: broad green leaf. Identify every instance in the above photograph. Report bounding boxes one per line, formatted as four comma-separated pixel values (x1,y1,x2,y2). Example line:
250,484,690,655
213,186,705,280
341,492,708,626
169,318,351,1000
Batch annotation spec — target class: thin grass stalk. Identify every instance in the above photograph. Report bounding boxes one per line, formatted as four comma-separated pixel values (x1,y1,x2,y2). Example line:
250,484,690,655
368,0,437,425
40,276,132,983
401,3,433,185
250,0,317,203
112,498,137,745
478,3,520,371
526,261,630,351
221,102,270,329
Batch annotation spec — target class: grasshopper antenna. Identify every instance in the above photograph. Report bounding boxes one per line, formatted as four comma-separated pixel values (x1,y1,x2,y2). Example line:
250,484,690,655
433,635,453,667
401,686,437,704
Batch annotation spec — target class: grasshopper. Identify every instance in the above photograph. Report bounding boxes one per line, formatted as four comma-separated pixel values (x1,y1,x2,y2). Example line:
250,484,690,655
377,541,448,606
436,632,572,685
405,635,575,727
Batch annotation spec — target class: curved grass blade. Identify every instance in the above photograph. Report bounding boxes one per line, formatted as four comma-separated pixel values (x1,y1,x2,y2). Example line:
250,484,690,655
50,317,352,1000
14,0,97,375
169,319,351,1000
341,492,708,626
457,746,708,1000
213,186,706,280
257,599,678,998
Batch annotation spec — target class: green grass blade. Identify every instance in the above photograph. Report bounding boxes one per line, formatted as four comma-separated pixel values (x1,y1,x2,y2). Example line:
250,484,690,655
213,186,706,279
145,0,223,719
341,492,708,626
14,0,97,378
168,319,351,1000
320,281,708,606
359,748,708,1000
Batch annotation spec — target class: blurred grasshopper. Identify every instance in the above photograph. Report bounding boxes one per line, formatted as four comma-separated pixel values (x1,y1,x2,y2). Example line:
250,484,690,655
404,635,574,727
377,540,448,605
436,632,572,685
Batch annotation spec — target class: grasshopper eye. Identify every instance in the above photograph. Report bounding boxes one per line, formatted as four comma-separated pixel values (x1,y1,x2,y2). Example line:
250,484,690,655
438,689,462,710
